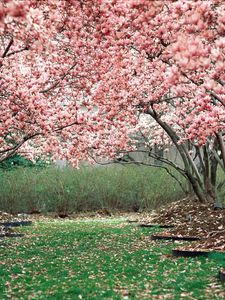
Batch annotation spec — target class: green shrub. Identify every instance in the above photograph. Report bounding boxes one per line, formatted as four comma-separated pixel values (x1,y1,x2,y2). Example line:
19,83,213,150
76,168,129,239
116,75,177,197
0,164,186,214
0,154,48,170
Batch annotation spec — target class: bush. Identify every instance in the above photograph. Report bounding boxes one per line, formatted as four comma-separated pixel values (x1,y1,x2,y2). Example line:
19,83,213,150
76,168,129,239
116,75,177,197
0,164,186,214
0,154,47,170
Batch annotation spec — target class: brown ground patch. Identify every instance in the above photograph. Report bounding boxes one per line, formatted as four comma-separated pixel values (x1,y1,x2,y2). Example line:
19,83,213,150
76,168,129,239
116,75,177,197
144,197,225,252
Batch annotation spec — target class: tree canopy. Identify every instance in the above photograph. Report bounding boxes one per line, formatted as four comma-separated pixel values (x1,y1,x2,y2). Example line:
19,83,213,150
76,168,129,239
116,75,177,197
0,0,224,201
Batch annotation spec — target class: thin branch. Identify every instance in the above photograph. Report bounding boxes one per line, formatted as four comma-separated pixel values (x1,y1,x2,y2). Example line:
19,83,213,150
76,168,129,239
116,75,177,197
216,79,225,86
40,61,77,94
145,107,204,188
212,149,225,172
88,152,187,194
0,132,40,162
209,90,225,107
162,59,225,107
137,129,186,174
118,149,187,177
2,37,13,58
6,45,29,57
54,120,80,132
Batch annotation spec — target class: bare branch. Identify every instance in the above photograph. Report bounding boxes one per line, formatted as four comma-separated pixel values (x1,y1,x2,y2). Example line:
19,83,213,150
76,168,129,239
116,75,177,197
88,152,187,194
2,37,13,58
6,45,29,57
0,132,40,162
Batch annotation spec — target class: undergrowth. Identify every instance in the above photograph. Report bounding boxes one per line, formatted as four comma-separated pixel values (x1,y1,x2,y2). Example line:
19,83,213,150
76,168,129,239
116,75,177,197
0,165,185,214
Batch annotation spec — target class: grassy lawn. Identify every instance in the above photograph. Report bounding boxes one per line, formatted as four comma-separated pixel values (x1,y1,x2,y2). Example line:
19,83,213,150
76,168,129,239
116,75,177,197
0,218,224,299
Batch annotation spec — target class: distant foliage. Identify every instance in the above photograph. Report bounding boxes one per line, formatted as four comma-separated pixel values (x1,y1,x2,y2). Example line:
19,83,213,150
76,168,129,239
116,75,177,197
0,154,47,170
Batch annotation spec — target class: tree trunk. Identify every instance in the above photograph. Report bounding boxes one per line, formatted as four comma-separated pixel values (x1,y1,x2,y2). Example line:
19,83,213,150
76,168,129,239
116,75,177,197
146,109,218,203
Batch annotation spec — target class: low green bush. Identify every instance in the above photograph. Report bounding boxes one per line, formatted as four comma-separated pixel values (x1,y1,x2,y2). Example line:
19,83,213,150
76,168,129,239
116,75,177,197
0,154,48,170
0,164,186,214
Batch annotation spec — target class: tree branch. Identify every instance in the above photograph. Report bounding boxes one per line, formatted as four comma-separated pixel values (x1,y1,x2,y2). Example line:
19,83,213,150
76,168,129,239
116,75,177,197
0,133,40,162
88,152,187,194
2,37,13,58
6,45,29,57
40,61,77,94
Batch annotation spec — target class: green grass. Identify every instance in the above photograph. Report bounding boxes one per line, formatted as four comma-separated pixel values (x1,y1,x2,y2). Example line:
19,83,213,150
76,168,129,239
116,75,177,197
0,219,224,299
0,165,185,214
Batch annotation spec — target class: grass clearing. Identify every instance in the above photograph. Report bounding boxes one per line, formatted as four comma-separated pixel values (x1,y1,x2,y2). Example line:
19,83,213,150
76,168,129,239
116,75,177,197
0,218,224,299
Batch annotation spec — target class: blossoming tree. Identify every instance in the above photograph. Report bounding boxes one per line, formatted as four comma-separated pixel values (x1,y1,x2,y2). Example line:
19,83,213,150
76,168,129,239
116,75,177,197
0,0,132,166
0,0,224,202
84,0,225,203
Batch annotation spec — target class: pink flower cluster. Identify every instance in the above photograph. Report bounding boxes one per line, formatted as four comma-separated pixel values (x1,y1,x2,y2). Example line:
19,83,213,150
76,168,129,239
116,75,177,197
0,0,224,165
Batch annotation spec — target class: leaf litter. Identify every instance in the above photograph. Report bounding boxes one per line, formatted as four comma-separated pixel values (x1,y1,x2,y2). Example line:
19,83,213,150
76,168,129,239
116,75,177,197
138,197,225,253
0,217,224,299
0,199,225,298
